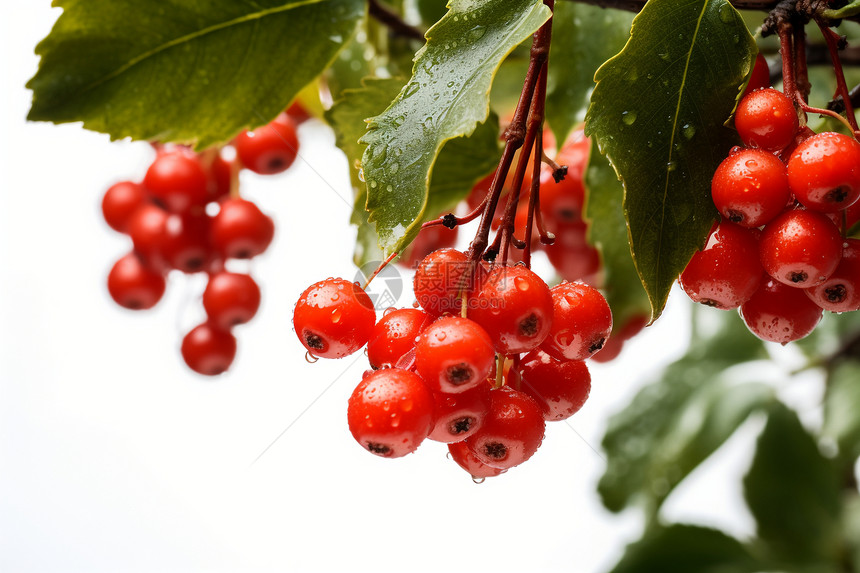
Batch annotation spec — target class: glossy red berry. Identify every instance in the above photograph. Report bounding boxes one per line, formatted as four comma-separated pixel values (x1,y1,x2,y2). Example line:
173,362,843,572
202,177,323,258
366,308,431,369
203,272,261,329
805,239,860,312
590,313,648,363
127,203,169,267
102,181,149,233
210,198,275,259
234,117,300,175
347,369,435,458
428,384,491,443
742,52,770,98
759,209,843,287
735,88,799,152
679,222,764,309
517,350,591,422
293,278,376,359
181,322,237,375
465,386,545,470
207,154,234,202
539,131,590,224
448,441,506,479
160,213,212,273
470,265,554,354
787,132,860,212
740,278,823,344
711,148,790,227
143,150,209,213
413,248,481,316
107,252,166,310
541,281,612,361
414,316,495,394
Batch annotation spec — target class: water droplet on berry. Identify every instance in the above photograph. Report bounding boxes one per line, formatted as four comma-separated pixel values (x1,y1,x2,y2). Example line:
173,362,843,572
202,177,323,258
436,331,448,341
305,351,319,363
331,309,342,323
472,476,486,484
515,276,530,291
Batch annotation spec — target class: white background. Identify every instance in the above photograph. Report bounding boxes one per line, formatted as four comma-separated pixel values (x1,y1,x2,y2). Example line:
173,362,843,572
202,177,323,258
0,4,815,572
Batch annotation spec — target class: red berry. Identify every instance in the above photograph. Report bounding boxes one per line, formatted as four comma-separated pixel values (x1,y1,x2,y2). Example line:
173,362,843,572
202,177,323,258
366,308,431,369
805,239,860,312
428,384,491,443
539,131,590,224
347,369,435,458
286,101,311,124
107,252,166,310
234,117,299,175
679,222,763,309
210,198,275,259
742,52,771,98
517,350,591,421
102,181,149,233
161,213,212,273
711,148,790,227
203,272,262,329
181,322,237,375
127,203,169,267
413,248,481,316
143,150,209,213
465,386,545,470
735,88,799,151
759,209,843,288
293,278,376,359
448,441,506,479
415,316,495,394
470,265,554,354
207,154,234,202
541,281,612,361
787,132,860,212
740,278,823,343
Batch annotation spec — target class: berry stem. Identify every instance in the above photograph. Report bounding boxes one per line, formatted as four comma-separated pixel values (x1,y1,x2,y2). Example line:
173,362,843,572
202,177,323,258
815,18,860,133
363,250,399,290
467,0,555,265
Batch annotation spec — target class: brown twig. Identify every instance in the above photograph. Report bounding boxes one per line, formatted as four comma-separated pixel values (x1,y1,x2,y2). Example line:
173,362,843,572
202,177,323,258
367,0,424,42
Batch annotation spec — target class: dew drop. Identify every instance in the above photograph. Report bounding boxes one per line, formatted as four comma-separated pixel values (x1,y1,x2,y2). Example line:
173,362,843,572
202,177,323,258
622,111,637,126
390,163,400,174
369,180,377,188
682,124,696,139
468,25,486,41
331,309,342,323
514,276,530,291
667,160,677,172
403,82,419,99
436,331,448,341
305,351,319,364
719,3,734,24
472,476,486,484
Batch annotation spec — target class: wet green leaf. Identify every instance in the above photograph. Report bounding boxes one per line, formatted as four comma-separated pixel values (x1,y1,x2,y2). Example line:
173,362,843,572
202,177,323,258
28,0,363,148
823,360,860,462
360,0,550,254
584,0,756,320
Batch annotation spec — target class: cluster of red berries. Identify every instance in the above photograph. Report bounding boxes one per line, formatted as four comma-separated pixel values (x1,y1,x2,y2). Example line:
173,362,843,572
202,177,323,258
680,86,860,344
104,107,306,374
293,247,612,480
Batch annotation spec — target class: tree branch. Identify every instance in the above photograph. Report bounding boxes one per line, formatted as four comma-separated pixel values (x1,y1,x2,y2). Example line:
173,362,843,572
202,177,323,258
367,0,424,42
559,0,780,12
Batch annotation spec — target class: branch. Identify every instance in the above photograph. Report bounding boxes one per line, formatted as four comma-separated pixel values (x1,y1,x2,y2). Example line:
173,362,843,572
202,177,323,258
367,0,424,42
559,0,781,12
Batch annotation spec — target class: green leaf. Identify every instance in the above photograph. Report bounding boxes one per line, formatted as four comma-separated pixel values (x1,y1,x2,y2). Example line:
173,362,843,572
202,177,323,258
28,0,363,148
327,77,500,266
584,0,756,320
585,144,650,330
545,3,633,144
609,524,761,573
600,308,768,514
744,404,843,565
823,360,860,462
360,0,551,254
